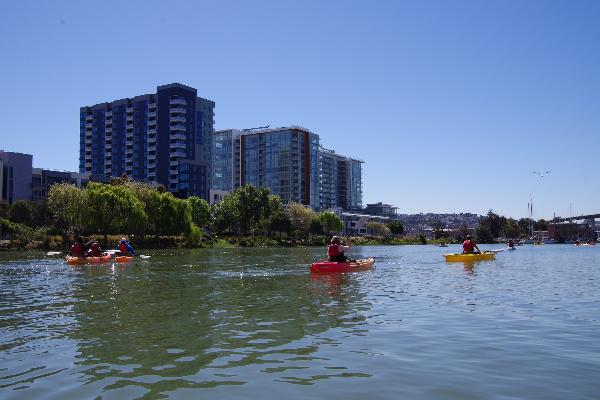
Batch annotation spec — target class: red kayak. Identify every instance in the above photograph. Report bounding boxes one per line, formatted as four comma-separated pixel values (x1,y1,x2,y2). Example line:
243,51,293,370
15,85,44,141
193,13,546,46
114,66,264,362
310,258,375,273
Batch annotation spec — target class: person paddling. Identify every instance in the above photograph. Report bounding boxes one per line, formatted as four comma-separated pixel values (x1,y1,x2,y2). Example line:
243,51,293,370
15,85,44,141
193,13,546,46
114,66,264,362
327,236,352,262
117,238,136,256
69,237,86,257
508,239,515,248
462,235,481,254
87,241,103,257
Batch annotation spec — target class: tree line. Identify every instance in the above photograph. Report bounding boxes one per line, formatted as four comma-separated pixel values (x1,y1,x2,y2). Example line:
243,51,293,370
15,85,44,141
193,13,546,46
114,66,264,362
0,181,358,246
430,210,550,243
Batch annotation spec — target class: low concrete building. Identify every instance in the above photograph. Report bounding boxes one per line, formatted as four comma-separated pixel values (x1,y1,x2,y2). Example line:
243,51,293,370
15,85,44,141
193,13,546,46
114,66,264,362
31,169,91,201
0,151,33,204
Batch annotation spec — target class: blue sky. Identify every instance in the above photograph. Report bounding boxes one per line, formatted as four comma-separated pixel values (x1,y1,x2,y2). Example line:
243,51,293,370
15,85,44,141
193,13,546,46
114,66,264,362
1,0,598,219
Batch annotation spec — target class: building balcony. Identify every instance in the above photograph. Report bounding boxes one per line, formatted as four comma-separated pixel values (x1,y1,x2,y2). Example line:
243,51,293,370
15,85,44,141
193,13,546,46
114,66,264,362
85,115,93,121
105,127,113,133
147,127,157,134
148,153,156,161
85,161,92,168
170,106,186,114
170,150,186,158
170,141,186,150
170,130,186,139
170,98,187,106
148,111,157,118
148,102,157,109
126,115,134,122
106,111,113,117
148,145,156,152
170,116,186,123
170,159,180,167
171,125,186,132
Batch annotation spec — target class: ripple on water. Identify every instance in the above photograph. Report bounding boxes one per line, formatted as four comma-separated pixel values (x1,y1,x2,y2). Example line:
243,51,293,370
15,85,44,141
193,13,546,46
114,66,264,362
1,246,600,399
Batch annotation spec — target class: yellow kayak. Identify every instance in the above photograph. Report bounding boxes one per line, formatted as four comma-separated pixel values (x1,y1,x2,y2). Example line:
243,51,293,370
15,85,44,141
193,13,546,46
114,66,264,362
444,252,496,262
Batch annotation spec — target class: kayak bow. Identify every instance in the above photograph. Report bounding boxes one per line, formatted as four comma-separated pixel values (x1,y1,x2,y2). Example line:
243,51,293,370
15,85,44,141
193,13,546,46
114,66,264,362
443,252,496,262
310,258,375,273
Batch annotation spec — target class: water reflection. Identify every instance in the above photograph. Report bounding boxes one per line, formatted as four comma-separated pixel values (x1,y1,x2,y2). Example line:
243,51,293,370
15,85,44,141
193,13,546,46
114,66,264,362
3,246,598,399
62,248,372,396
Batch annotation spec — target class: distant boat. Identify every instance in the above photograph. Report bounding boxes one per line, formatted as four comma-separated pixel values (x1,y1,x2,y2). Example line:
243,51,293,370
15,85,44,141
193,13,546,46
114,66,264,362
438,243,448,247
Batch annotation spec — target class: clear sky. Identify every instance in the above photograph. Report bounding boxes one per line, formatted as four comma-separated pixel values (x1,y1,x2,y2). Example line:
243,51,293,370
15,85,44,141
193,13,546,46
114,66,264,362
1,0,598,219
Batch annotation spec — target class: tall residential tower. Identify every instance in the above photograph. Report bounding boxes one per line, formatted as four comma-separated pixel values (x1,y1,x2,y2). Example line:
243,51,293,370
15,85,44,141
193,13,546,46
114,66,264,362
318,148,363,211
80,83,214,199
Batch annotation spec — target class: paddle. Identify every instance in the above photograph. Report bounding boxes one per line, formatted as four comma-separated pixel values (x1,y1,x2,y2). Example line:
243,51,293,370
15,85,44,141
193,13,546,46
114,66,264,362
46,251,64,256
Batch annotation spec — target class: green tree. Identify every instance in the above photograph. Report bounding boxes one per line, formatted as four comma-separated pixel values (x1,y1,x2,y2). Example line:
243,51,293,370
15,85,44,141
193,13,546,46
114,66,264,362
188,196,211,228
212,192,239,234
309,218,324,235
457,224,470,241
535,219,548,231
365,221,391,236
387,220,405,235
475,224,495,243
85,182,147,243
9,201,34,227
268,210,291,238
418,234,427,244
317,212,344,234
287,202,315,236
482,210,505,238
504,218,523,238
236,185,269,235
47,183,88,234
0,201,9,219
126,182,190,244
31,200,51,228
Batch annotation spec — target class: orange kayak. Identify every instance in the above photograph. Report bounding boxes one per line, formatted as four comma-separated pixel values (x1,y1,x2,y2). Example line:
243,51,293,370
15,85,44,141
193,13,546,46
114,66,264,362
66,254,111,265
310,258,375,273
114,256,134,263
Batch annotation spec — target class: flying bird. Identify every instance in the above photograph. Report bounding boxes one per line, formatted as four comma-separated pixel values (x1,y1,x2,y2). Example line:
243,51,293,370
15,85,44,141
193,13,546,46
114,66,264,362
532,171,551,178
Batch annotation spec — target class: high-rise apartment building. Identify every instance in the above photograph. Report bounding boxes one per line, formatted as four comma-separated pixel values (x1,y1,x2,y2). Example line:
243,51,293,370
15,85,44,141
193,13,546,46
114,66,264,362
225,126,321,208
80,83,214,199
319,148,363,211
210,127,364,211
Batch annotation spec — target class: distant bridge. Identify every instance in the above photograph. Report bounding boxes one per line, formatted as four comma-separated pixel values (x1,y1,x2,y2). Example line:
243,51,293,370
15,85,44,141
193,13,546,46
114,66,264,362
551,213,600,223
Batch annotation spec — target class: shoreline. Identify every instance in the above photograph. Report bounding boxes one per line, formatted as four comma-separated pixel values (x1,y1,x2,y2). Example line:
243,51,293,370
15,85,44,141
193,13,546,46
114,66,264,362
0,235,455,252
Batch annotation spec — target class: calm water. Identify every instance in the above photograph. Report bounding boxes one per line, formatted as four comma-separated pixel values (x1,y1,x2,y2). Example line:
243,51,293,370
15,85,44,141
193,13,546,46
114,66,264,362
1,245,599,399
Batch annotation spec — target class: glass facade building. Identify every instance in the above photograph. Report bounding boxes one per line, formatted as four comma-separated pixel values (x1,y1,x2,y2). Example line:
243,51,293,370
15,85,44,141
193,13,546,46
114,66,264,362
80,83,214,200
211,127,363,211
228,127,320,208
319,148,363,211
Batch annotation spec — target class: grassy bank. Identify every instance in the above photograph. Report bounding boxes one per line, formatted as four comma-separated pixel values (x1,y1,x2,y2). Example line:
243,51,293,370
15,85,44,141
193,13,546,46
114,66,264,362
0,231,458,251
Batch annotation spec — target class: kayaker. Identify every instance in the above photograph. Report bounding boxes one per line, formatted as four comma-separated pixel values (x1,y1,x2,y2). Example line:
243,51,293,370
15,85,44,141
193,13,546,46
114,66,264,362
117,238,136,256
87,241,103,257
69,237,86,257
327,236,351,262
508,239,514,248
463,235,481,254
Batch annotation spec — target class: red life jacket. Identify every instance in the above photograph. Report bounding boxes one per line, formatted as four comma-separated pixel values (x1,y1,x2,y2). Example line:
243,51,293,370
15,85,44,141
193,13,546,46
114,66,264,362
119,242,128,253
327,244,341,257
71,242,83,256
89,244,101,256
463,240,475,253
